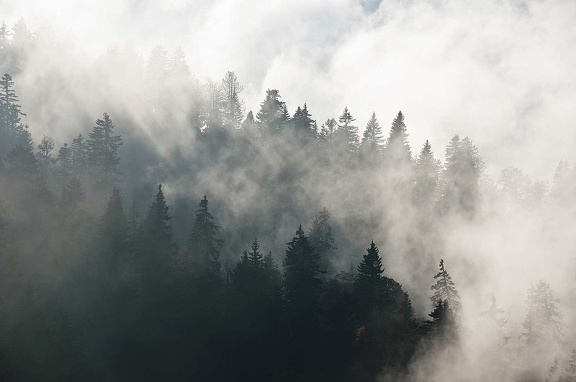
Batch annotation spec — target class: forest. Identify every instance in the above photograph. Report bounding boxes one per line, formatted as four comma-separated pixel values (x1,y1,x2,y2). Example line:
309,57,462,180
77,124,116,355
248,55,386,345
1,17,576,382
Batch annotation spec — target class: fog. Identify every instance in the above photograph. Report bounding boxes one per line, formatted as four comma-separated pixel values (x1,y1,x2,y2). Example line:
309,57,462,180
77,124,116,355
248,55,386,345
1,0,576,381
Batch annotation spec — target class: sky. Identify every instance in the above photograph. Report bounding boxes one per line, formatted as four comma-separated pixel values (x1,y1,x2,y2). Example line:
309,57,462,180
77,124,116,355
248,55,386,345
2,0,576,179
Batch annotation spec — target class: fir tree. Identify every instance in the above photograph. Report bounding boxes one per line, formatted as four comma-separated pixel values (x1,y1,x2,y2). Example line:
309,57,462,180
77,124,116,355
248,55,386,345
430,259,461,313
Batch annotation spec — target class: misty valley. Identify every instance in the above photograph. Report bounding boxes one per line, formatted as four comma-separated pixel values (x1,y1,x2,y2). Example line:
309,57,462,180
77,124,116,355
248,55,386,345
1,14,576,382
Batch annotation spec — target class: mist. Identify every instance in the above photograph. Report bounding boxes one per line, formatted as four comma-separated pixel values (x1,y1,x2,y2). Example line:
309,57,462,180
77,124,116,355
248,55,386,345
1,0,576,381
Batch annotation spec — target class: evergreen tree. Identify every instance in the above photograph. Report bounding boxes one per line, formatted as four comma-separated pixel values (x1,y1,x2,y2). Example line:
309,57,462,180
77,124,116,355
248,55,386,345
61,176,84,210
354,241,384,308
282,225,322,376
334,106,359,154
36,135,55,179
383,111,412,168
139,185,177,282
221,71,244,130
56,143,72,181
522,280,563,347
186,196,224,282
430,259,461,313
360,112,384,161
5,142,38,179
256,89,289,134
70,134,88,180
413,140,440,206
97,188,129,275
0,73,26,153
87,113,123,187
440,135,483,217
308,207,336,277
247,238,264,270
565,349,576,381
202,79,224,131
291,103,315,138
145,45,168,113
0,22,10,51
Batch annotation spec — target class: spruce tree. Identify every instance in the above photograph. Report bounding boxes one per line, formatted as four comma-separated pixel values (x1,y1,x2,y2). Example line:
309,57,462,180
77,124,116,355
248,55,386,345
221,71,244,130
256,89,289,134
36,135,55,180
186,196,223,282
70,134,88,180
282,225,322,375
383,111,412,168
334,106,359,154
413,140,440,206
98,188,129,275
139,185,177,282
354,241,384,308
0,73,26,153
56,143,72,181
522,280,563,347
308,207,336,277
61,177,84,210
440,135,483,217
87,113,123,187
360,112,384,161
430,259,461,313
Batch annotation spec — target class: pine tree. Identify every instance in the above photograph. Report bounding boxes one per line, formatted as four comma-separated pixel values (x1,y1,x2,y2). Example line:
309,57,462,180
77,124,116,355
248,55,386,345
221,71,245,130
383,111,412,168
360,112,384,161
545,357,561,382
186,196,224,282
308,207,336,277
87,113,123,187
430,259,461,313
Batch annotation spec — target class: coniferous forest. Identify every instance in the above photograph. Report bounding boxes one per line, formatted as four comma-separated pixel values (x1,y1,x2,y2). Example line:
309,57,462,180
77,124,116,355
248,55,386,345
1,14,576,382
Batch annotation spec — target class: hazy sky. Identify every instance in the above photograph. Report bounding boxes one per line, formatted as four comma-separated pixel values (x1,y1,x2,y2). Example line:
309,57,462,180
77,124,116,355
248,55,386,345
2,0,576,179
